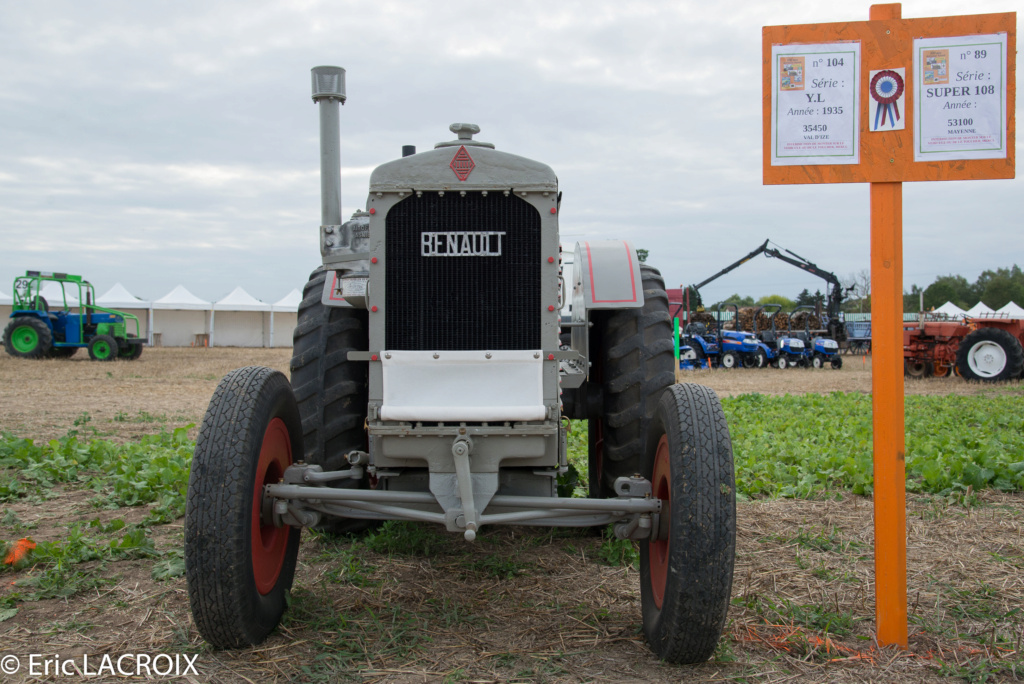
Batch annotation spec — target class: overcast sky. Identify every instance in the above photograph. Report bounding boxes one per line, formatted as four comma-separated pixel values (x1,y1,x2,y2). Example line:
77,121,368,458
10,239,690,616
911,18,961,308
0,1,1019,307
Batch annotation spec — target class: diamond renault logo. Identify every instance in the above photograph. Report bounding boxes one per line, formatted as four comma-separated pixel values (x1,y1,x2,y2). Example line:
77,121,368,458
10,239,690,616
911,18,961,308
450,145,475,181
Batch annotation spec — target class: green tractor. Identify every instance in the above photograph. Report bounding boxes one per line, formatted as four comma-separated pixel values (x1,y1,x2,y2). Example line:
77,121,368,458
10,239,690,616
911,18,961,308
3,271,144,361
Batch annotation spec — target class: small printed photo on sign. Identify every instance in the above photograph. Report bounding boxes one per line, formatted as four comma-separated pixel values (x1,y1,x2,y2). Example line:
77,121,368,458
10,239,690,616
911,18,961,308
869,68,905,132
779,56,805,91
922,49,949,84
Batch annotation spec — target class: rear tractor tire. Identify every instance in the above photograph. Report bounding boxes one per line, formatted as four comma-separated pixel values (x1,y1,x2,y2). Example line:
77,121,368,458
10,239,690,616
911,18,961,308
88,335,119,361
3,317,52,359
185,366,302,648
955,327,1024,382
290,267,376,535
641,383,736,664
588,264,675,498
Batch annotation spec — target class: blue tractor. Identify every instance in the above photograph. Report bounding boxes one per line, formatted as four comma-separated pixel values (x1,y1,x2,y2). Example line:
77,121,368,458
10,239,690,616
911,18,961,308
790,305,842,369
715,304,760,369
3,271,144,361
678,319,719,368
751,304,806,369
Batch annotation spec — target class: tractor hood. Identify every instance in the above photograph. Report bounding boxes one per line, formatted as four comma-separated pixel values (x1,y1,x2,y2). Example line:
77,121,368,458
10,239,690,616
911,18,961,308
369,123,558,194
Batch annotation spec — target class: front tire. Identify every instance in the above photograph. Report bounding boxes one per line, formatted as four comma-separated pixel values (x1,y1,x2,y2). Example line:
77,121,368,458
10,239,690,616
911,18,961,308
290,267,375,535
88,334,119,361
589,264,675,498
720,352,738,369
185,366,302,649
830,355,843,370
956,327,1024,382
641,384,736,664
3,317,52,359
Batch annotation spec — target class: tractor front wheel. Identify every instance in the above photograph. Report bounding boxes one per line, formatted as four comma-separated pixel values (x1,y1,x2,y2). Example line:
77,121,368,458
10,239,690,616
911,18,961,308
719,352,738,369
811,354,824,369
641,383,735,664
3,317,52,359
88,335,119,361
185,366,302,648
830,355,843,370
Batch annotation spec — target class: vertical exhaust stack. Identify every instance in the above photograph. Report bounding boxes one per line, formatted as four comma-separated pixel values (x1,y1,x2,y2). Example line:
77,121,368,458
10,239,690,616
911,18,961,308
311,66,346,227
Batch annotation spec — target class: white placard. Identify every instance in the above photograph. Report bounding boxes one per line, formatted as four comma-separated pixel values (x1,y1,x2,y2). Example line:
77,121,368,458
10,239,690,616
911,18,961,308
913,33,1008,161
771,42,861,166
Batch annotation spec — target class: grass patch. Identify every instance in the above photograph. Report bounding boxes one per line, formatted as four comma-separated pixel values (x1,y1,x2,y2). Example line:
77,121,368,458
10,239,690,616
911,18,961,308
723,393,1024,498
0,426,194,524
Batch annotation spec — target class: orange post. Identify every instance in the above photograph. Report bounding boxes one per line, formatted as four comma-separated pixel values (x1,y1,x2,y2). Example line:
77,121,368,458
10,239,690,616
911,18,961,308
869,3,908,652
870,181,907,648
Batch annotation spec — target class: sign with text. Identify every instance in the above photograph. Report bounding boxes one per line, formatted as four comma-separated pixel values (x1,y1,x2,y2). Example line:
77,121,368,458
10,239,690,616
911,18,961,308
770,42,861,165
914,33,1008,161
762,12,1015,184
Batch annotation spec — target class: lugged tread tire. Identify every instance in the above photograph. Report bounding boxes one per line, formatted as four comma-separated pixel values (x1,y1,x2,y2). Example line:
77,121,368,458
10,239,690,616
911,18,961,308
641,383,736,664
290,267,375,535
88,334,119,361
955,327,1024,382
3,316,52,359
589,264,675,496
185,366,302,649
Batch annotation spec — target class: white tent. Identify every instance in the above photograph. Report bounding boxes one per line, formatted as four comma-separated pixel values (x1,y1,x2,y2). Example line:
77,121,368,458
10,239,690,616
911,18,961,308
152,286,212,347
965,301,996,317
211,287,271,348
271,289,302,348
997,301,1024,318
39,281,80,308
0,290,12,338
933,301,967,317
97,283,152,343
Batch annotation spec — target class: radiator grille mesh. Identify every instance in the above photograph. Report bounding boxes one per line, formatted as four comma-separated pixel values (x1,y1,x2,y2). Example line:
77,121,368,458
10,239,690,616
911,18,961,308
385,192,541,350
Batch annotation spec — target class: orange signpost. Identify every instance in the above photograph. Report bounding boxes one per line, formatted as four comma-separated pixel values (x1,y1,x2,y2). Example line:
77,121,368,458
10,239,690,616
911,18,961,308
762,4,1016,648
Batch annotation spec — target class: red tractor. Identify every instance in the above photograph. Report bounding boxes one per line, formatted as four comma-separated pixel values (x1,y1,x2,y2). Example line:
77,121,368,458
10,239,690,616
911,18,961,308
904,317,1024,382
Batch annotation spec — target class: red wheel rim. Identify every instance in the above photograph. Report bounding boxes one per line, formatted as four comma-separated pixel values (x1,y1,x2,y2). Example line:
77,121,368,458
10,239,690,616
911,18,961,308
649,433,671,610
251,417,292,595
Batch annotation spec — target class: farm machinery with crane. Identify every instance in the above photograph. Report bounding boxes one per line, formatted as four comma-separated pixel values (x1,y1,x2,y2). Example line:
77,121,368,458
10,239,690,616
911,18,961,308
681,239,849,342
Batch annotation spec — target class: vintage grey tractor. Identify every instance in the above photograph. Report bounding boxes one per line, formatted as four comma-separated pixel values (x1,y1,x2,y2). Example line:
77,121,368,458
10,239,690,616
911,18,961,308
184,66,736,664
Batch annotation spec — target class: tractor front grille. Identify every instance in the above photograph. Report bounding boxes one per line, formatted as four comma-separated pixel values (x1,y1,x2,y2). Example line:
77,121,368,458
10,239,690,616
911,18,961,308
385,192,541,351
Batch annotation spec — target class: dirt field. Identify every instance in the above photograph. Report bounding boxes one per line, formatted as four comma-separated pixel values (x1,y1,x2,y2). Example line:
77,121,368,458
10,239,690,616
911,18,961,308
0,348,1022,683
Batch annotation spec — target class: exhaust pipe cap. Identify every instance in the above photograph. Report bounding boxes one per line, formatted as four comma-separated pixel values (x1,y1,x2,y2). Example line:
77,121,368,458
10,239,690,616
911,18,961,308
311,66,346,103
